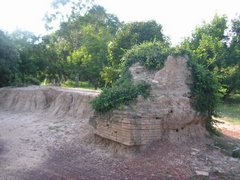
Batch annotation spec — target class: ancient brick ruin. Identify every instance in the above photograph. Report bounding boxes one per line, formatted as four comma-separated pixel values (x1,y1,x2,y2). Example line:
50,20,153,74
90,56,207,146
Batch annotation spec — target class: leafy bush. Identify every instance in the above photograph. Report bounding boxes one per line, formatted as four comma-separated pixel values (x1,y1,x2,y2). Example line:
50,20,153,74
188,60,219,115
9,75,40,87
188,60,220,135
24,76,41,85
121,41,169,70
91,72,150,112
135,81,151,98
169,46,191,57
100,66,121,87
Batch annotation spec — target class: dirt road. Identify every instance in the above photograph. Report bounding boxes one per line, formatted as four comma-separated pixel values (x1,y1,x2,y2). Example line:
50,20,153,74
0,110,94,179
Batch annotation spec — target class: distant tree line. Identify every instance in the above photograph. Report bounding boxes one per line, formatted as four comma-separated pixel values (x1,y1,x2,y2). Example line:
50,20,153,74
0,0,239,100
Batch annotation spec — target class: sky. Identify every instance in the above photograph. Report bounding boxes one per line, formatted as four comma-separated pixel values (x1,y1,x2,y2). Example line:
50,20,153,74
0,0,239,45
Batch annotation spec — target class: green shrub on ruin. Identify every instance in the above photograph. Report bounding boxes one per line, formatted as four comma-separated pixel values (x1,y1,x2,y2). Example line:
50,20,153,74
91,72,150,112
121,41,169,70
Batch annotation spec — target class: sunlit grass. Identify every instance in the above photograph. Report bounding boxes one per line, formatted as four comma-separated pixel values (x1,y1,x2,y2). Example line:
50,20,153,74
60,80,97,90
216,94,240,125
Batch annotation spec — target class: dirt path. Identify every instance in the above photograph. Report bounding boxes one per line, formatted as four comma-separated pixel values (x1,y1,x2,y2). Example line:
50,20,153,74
215,117,240,139
0,110,93,179
1,109,240,179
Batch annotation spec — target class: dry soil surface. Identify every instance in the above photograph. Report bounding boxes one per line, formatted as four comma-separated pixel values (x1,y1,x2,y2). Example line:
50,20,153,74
0,87,240,179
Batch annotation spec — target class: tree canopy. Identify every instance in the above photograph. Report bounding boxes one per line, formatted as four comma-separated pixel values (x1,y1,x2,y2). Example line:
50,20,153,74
0,30,20,86
109,20,168,66
0,0,239,101
182,15,240,99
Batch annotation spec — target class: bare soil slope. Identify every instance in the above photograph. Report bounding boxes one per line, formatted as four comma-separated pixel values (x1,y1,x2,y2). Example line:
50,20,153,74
0,86,98,179
0,86,240,179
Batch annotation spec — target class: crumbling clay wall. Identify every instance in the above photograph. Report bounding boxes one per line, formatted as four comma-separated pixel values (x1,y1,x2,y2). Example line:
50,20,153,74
90,56,207,146
0,86,98,119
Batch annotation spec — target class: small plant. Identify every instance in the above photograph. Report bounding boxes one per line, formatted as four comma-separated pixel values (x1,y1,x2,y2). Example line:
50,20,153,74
10,75,41,87
169,46,191,57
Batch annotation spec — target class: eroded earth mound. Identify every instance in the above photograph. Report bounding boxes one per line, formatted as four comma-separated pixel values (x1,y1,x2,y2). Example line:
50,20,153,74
0,86,97,118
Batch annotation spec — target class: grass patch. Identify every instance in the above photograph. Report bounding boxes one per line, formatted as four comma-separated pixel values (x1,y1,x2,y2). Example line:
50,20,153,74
225,94,240,104
60,80,95,90
216,95,240,125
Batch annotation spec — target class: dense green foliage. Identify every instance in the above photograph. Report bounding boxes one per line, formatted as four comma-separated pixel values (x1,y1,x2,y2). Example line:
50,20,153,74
187,59,220,135
109,21,168,65
122,41,169,70
9,30,48,84
182,15,240,100
91,72,150,112
43,4,121,88
0,30,20,87
188,60,219,115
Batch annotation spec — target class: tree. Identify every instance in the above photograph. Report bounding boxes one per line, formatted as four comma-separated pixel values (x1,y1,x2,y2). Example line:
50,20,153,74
222,16,240,98
0,30,20,86
182,15,228,66
44,0,94,31
101,20,169,86
68,25,111,89
10,30,47,83
109,20,169,66
182,15,230,97
182,15,240,99
44,3,121,86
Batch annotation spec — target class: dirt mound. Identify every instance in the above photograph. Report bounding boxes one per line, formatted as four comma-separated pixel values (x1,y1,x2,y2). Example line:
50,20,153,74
0,86,99,179
0,86,98,118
